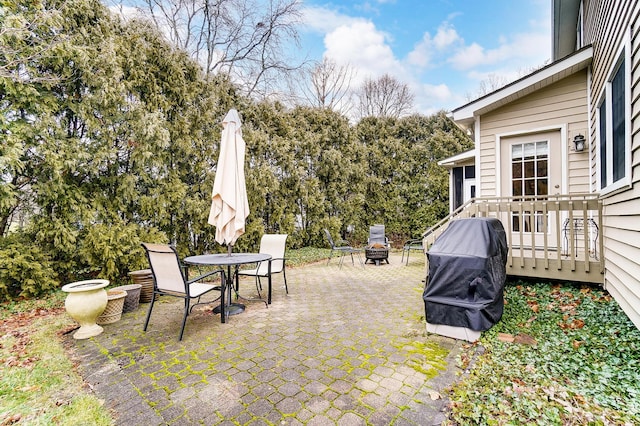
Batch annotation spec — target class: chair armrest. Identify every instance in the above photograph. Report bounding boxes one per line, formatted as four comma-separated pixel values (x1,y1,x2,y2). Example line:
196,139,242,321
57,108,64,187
267,257,287,268
187,269,223,284
404,238,424,247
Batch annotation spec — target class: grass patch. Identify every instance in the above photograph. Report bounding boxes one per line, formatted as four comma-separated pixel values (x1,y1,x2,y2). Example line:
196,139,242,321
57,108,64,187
0,313,113,425
0,291,66,320
285,247,331,267
447,280,640,425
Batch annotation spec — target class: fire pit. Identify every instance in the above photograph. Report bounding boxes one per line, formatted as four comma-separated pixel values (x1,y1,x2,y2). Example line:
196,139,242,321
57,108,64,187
365,243,389,265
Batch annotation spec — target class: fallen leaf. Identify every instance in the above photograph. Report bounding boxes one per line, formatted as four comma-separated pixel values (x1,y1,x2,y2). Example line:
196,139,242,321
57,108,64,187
572,340,584,349
498,333,515,343
570,319,585,329
19,385,40,392
1,413,22,425
428,391,442,400
513,333,537,346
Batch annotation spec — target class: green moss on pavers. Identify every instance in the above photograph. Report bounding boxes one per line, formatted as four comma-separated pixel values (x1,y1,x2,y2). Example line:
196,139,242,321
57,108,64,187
114,355,136,369
400,340,449,379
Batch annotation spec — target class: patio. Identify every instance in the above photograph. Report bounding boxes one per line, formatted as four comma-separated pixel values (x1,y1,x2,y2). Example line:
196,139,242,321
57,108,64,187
67,252,464,425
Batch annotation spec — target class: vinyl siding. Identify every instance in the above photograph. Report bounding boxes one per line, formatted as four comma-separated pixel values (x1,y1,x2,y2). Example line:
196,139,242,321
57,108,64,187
478,71,589,196
584,0,640,329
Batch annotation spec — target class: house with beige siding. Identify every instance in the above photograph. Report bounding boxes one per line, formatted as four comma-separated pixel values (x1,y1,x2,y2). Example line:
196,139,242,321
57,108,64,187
428,0,640,329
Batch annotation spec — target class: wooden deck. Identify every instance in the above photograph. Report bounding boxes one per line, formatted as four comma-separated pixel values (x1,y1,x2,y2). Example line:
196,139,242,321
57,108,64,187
423,194,604,284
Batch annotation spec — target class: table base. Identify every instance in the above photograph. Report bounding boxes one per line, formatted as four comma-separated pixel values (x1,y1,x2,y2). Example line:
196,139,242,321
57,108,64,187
213,302,245,316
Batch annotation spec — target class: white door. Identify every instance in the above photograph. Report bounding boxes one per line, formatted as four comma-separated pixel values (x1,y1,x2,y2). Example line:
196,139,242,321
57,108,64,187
501,131,562,249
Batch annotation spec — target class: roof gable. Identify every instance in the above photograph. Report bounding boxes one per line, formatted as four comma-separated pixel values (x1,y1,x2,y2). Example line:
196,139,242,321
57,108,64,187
451,46,592,128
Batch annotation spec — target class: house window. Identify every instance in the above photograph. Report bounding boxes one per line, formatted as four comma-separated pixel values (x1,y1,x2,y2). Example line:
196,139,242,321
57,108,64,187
464,165,475,179
576,2,583,50
511,141,548,232
598,36,630,194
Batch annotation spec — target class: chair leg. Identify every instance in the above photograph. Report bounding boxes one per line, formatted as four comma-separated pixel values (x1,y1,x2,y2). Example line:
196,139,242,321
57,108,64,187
255,276,262,297
327,248,334,265
178,298,190,341
401,249,406,264
189,296,202,313
143,292,157,332
283,268,288,294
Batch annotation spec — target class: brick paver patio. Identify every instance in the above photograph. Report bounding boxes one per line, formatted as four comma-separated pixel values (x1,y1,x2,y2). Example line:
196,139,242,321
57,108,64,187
68,252,463,425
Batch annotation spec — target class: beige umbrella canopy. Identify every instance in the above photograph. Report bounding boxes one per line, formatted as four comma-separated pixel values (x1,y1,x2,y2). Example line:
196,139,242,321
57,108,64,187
208,109,249,252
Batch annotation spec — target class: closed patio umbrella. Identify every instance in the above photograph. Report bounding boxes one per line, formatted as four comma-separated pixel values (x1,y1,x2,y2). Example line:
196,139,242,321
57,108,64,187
208,109,249,253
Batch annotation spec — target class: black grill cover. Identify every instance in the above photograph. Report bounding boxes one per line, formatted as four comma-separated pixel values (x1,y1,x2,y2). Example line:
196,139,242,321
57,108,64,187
423,218,508,331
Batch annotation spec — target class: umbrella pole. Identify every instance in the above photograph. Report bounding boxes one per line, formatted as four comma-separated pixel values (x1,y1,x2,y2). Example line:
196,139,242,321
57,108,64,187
227,244,233,256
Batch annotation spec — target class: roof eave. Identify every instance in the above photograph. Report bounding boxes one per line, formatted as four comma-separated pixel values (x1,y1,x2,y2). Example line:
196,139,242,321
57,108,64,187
451,45,592,124
553,0,581,61
438,149,475,168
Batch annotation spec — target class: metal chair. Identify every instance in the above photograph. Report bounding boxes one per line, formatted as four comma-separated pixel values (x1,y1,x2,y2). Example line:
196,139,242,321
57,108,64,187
367,224,390,247
141,243,223,341
323,228,363,268
237,234,288,303
366,224,390,265
402,238,424,265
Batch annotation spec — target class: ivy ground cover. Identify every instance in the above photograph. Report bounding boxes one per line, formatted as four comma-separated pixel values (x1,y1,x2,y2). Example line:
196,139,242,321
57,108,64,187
447,280,640,425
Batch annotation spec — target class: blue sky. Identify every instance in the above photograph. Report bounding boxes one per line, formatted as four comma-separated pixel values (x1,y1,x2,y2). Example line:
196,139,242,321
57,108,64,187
298,0,552,114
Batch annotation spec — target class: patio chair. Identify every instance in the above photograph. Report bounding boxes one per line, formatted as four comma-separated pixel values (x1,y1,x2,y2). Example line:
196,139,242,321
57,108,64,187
141,243,223,341
237,234,288,303
367,224,390,248
401,238,425,265
365,224,390,265
323,228,363,268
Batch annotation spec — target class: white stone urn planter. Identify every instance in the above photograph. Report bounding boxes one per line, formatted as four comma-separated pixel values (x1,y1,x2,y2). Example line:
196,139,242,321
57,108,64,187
61,279,109,339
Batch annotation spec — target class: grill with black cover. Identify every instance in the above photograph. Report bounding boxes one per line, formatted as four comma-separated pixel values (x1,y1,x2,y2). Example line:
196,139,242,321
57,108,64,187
423,217,508,332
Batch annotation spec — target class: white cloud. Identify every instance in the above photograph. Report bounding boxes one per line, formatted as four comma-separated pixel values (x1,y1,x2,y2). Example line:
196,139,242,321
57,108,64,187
302,5,407,84
301,6,359,34
407,22,461,68
433,23,461,50
422,83,452,101
410,81,462,115
324,20,404,85
108,4,143,20
449,42,489,69
448,30,550,70
407,34,433,68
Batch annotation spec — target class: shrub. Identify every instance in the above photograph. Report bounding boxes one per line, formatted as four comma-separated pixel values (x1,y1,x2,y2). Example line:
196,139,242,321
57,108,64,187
78,223,167,285
0,242,59,301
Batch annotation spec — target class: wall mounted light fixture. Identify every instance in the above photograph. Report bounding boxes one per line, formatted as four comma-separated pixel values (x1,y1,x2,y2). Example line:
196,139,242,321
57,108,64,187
573,134,586,152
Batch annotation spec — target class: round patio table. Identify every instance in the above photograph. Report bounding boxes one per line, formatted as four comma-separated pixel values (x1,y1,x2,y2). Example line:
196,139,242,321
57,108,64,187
184,253,271,323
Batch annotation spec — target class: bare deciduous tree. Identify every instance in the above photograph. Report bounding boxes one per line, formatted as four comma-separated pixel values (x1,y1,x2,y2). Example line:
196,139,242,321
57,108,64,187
356,74,414,119
125,0,302,98
464,61,551,102
464,73,511,102
298,58,356,115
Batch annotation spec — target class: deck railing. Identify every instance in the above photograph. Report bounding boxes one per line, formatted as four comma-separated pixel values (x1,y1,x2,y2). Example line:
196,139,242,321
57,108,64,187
422,194,604,284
